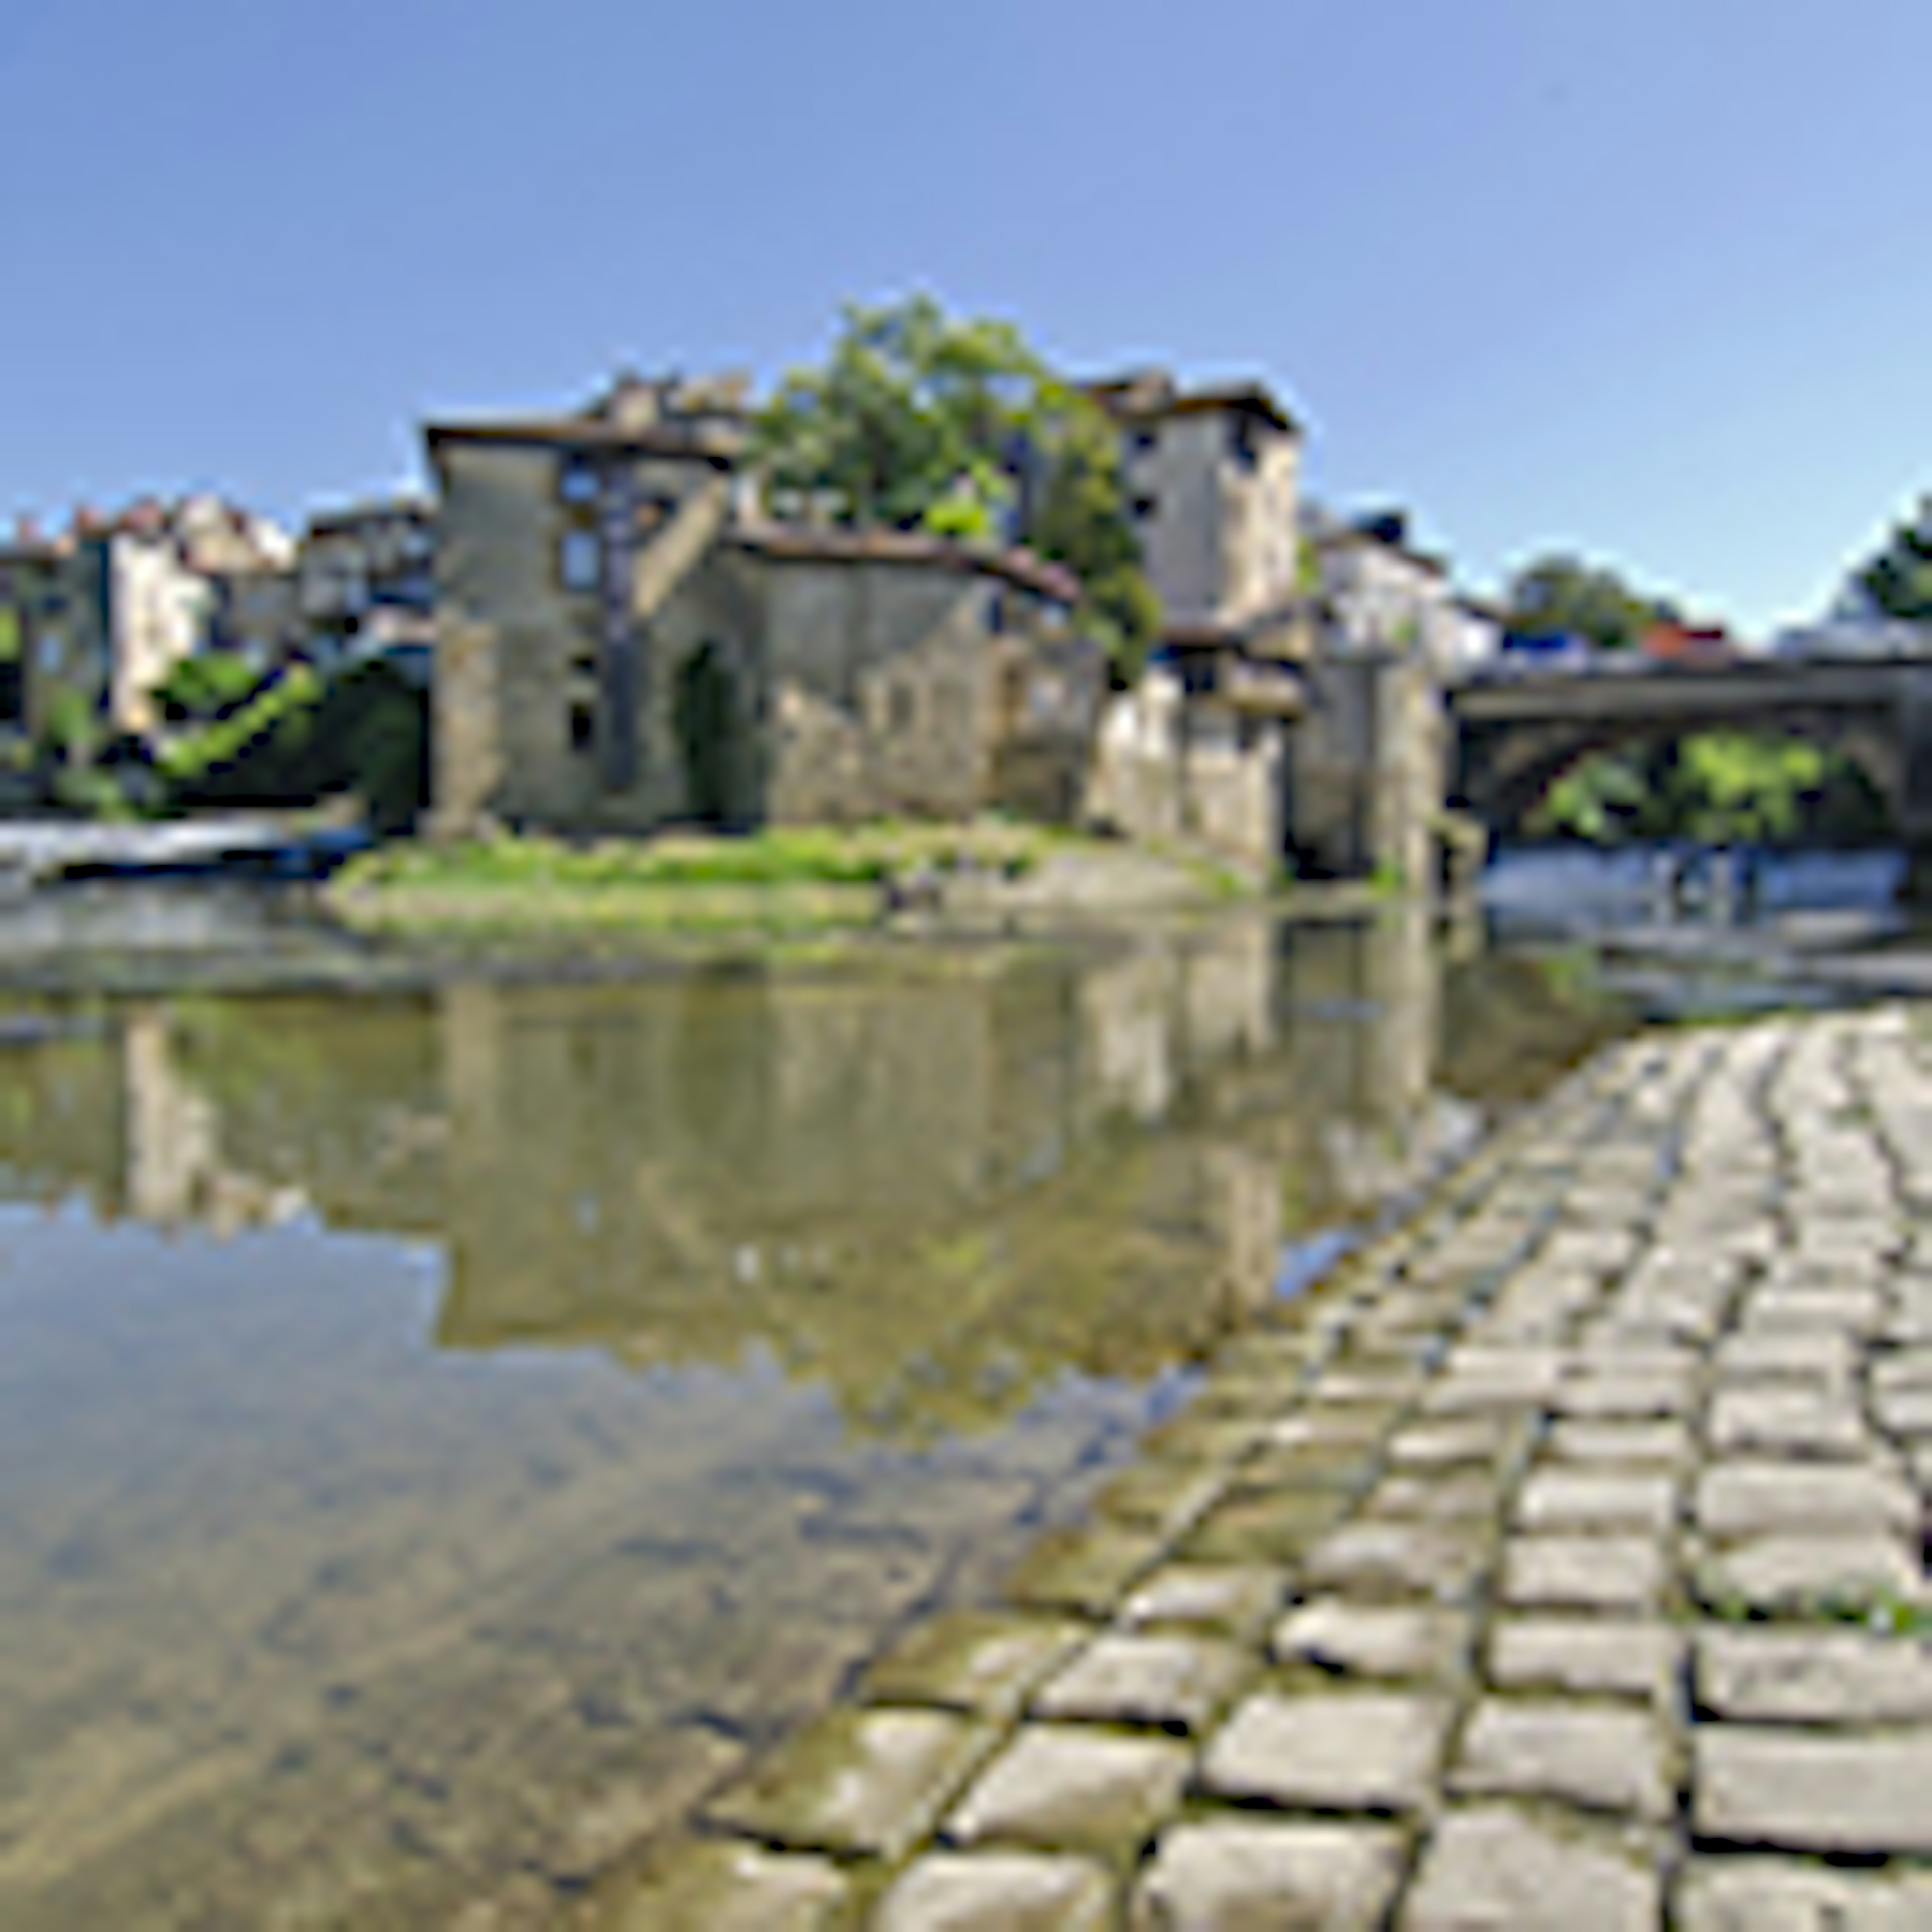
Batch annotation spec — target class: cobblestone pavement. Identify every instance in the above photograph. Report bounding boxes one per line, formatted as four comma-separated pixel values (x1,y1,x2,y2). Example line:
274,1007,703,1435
594,1007,1932,1928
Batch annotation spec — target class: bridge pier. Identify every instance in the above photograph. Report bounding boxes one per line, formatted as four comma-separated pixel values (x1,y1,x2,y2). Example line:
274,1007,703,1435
1896,669,1932,907
1287,653,1445,891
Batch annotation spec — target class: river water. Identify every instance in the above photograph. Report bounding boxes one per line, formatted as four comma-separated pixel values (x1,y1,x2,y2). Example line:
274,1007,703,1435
0,870,1863,1927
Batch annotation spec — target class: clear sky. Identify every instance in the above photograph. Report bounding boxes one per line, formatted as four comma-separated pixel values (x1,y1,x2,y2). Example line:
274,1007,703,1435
3,0,1928,635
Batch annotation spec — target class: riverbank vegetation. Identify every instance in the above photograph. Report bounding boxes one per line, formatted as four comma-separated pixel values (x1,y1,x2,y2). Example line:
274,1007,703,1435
324,822,1256,939
37,658,429,832
1534,732,1891,847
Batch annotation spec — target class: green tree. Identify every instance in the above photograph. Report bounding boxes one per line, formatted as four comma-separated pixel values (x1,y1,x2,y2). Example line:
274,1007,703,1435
756,293,1161,683
1025,396,1163,687
1503,554,1676,652
154,650,265,724
1855,500,1932,621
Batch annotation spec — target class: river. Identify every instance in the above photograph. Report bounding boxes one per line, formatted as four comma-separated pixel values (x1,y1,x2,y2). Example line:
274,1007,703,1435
0,860,1891,1927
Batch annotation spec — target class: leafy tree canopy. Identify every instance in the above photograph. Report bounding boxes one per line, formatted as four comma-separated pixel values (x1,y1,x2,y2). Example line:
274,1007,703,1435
1503,554,1679,653
1855,499,1932,622
755,293,1161,684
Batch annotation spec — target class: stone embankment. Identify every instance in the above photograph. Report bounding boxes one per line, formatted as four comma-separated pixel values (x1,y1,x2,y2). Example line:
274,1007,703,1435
597,1006,1932,1928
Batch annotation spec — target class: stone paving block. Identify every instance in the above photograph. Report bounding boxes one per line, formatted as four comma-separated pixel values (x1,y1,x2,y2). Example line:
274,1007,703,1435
1119,1563,1285,1641
1743,1286,1887,1335
1708,1387,1871,1459
1449,1697,1672,1819
1552,1373,1695,1419
1487,1617,1680,1703
703,1706,995,1860
1501,1535,1664,1614
1231,1440,1382,1495
1089,1458,1229,1536
861,1611,1090,1722
873,1850,1114,1931
1387,1417,1526,1468
944,1725,1190,1856
1697,1625,1932,1724
1139,1411,1276,1466
1361,1472,1500,1521
1180,1486,1352,1563
1423,1348,1566,1412
1399,1805,1660,1930
1695,1460,1919,1538
1695,1533,1923,1614
594,1838,850,1931
1131,1819,1406,1930
1876,1386,1932,1438
1675,1855,1932,1930
1030,1630,1247,1733
1515,1468,1679,1533
1199,1689,1450,1812
1273,1598,1470,1681
1004,1522,1168,1618
1713,1329,1858,1384
1266,1404,1401,1451
1301,1521,1491,1601
1695,1726,1932,1853
1547,1419,1692,1464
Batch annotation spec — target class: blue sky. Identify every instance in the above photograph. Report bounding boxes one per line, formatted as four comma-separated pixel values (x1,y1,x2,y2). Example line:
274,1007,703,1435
2,0,1927,634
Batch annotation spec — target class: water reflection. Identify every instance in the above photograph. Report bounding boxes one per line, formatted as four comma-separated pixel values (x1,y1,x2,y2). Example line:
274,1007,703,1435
0,913,1543,1428
0,913,1623,1928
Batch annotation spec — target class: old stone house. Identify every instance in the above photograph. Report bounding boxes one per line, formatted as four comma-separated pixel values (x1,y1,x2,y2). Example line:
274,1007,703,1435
1080,372,1311,869
426,376,1100,838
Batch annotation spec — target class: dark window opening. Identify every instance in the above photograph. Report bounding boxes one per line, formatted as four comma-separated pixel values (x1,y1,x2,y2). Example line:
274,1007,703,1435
1229,414,1259,471
568,698,596,753
1131,495,1158,521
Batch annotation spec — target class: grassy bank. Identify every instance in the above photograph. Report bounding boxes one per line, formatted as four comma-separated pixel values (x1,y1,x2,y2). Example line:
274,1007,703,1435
325,822,1093,938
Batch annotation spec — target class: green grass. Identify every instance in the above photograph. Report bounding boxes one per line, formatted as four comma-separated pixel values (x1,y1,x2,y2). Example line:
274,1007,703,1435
335,821,1064,896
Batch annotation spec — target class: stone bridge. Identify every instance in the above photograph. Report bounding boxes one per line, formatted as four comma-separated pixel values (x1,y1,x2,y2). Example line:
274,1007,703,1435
1442,654,1932,893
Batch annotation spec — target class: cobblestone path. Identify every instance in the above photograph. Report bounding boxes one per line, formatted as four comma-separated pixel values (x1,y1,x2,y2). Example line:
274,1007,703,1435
599,1007,1932,1928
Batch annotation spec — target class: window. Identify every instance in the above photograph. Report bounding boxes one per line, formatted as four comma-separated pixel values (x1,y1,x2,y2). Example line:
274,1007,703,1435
1228,414,1259,472
559,529,602,593
889,684,918,733
568,697,596,754
1129,427,1158,456
1131,495,1158,522
558,456,599,505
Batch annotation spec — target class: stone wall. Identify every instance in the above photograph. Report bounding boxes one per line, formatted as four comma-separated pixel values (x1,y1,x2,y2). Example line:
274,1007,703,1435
1288,653,1443,884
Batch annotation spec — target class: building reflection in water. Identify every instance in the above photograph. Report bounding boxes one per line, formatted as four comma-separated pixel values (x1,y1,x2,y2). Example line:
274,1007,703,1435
0,912,1598,1432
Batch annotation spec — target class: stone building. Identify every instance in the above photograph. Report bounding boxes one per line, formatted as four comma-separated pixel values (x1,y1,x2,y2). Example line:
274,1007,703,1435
427,375,1099,838
1087,369,1304,634
298,497,438,677
1080,371,1310,869
1305,506,1499,679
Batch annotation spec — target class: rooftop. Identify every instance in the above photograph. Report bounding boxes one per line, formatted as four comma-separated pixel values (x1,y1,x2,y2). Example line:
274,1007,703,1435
1085,368,1301,437
732,523,1080,603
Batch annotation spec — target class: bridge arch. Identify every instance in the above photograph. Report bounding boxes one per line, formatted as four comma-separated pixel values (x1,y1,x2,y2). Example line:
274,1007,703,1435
1457,711,1903,839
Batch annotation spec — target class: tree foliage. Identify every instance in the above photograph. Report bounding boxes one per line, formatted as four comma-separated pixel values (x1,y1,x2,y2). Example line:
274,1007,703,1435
1855,501,1932,622
1503,554,1677,653
1536,733,1888,847
755,293,1161,684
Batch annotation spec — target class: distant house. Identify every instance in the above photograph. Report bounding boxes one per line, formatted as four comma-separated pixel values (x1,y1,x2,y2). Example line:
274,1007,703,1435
298,498,437,677
426,373,1101,838
1304,506,1495,675
1639,620,1737,667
